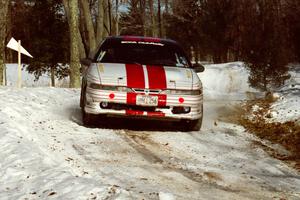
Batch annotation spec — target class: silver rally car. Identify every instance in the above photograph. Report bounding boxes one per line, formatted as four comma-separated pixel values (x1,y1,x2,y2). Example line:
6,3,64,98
80,36,205,131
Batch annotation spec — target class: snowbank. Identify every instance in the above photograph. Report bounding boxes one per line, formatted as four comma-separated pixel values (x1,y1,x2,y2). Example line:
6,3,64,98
198,62,299,124
268,64,300,123
4,64,69,87
198,62,257,100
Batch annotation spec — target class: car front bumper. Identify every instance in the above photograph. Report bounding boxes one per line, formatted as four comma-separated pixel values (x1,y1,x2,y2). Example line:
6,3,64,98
84,87,203,121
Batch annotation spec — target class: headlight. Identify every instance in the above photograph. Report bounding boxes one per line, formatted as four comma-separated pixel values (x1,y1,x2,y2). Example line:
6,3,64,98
161,89,201,95
88,83,132,92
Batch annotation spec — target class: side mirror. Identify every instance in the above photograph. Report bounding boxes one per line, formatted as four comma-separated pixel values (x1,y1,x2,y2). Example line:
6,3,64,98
192,63,205,73
80,58,92,66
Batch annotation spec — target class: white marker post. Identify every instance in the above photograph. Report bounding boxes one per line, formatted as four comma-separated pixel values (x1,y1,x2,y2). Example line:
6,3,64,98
6,37,33,88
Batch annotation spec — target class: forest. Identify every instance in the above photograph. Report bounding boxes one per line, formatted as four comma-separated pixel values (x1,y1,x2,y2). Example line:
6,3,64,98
0,0,299,90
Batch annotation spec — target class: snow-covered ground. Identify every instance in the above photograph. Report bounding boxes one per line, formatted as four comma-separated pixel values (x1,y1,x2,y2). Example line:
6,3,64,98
244,64,300,124
0,62,299,199
4,64,69,87
268,65,300,123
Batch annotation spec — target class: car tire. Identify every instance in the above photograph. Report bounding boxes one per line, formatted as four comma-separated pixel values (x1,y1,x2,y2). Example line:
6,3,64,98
190,117,203,131
182,116,202,131
81,86,95,127
80,80,86,108
82,109,96,127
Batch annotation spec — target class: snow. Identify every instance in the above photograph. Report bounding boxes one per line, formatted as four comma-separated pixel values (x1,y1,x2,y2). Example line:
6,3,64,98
198,62,258,100
268,92,299,123
4,64,69,87
159,192,175,200
267,64,300,123
0,62,300,199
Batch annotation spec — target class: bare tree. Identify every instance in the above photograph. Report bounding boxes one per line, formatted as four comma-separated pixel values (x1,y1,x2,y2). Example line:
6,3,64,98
115,0,120,35
149,0,158,37
68,0,81,88
63,0,86,59
97,0,105,43
80,0,97,53
0,0,9,85
158,0,162,37
102,0,109,37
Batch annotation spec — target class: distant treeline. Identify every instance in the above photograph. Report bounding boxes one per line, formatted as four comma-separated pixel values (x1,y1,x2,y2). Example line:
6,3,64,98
0,0,299,90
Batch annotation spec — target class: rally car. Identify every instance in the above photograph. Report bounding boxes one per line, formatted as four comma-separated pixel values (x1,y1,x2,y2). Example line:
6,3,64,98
80,36,204,131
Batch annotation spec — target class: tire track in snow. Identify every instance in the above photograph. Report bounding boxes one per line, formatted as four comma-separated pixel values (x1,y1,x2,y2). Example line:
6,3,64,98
115,130,240,194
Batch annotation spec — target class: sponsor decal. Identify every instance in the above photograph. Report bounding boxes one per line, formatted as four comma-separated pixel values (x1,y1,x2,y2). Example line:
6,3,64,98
186,69,192,79
126,110,144,115
98,63,104,72
121,41,137,44
147,111,165,117
121,41,164,46
125,110,165,117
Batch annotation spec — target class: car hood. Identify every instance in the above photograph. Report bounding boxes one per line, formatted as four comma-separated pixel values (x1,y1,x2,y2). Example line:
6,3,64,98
87,63,201,90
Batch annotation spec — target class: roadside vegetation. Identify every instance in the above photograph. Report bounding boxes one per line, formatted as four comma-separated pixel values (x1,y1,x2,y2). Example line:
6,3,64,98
1,0,300,91
239,96,300,170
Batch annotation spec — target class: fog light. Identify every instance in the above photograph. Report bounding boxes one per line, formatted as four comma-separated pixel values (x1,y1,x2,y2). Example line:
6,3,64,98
183,107,190,113
100,102,108,109
172,106,191,114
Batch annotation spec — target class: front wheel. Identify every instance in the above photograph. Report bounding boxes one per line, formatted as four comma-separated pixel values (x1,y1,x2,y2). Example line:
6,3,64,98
181,115,203,132
81,87,96,127
82,110,96,127
190,118,202,131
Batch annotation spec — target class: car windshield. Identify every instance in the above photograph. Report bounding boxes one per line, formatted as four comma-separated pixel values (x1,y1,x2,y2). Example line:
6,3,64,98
95,42,190,67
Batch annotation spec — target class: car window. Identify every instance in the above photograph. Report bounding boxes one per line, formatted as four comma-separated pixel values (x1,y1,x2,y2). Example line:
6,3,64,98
96,43,190,67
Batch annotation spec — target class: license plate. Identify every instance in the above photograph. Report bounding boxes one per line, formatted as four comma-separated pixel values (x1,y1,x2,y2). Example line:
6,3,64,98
136,95,158,106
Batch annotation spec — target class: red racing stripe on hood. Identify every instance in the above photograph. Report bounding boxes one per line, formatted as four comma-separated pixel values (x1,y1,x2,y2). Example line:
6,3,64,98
146,66,167,89
125,64,145,88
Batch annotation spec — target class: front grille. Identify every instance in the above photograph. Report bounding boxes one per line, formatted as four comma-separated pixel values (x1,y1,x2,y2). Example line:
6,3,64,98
132,88,161,94
101,102,169,112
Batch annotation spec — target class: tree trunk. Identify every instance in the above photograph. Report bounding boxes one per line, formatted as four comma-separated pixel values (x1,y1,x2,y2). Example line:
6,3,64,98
139,0,146,36
80,0,97,53
0,0,9,85
103,0,111,38
158,0,162,37
149,0,157,37
69,0,81,88
96,0,104,43
5,1,12,63
115,0,119,35
50,65,55,87
165,0,169,14
63,0,86,59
